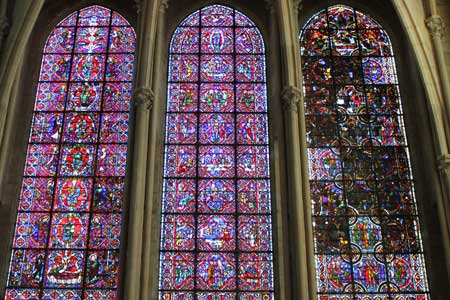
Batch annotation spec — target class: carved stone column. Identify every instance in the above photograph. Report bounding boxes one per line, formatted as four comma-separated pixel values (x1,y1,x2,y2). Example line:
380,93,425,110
140,1,169,299
426,14,450,279
281,85,314,300
426,15,450,137
275,0,317,298
124,0,159,298
125,87,153,300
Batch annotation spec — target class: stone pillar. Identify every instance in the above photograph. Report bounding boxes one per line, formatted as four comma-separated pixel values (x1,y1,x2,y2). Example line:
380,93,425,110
124,0,159,298
281,86,315,300
436,154,450,277
426,13,450,280
140,1,169,299
426,15,450,140
275,0,317,298
124,87,153,300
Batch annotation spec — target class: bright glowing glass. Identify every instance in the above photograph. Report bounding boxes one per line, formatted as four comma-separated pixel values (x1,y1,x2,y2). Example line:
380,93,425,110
159,5,274,299
6,6,135,300
300,5,430,300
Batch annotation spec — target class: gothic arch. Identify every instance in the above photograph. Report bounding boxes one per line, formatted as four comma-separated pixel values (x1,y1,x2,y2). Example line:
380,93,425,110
0,3,138,298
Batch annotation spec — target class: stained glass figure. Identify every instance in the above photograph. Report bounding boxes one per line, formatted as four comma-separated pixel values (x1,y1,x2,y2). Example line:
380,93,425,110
160,5,274,299
6,5,135,299
300,5,430,300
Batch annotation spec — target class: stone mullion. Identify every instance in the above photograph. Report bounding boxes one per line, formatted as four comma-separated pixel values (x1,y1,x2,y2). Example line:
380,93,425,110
124,0,158,299
140,1,169,299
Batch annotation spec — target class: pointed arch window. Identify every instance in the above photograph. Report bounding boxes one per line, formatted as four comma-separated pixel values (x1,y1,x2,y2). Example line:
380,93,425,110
300,5,430,299
5,6,135,299
159,5,274,299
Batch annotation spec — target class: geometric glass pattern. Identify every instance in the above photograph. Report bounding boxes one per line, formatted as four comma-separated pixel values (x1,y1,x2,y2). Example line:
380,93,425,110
159,5,274,300
300,5,430,300
5,6,135,299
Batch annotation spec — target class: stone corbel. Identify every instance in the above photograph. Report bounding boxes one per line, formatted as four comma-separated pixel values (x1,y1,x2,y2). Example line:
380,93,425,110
134,0,142,14
133,87,154,110
293,0,303,16
264,0,275,14
426,15,444,39
438,154,450,176
160,0,169,13
281,85,302,113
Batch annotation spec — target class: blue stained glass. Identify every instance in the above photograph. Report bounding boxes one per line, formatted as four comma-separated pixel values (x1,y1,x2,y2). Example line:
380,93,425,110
160,5,274,299
6,5,136,299
300,4,430,300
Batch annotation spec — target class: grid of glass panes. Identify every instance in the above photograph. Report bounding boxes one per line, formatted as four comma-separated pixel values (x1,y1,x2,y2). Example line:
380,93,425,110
300,5,429,300
5,6,135,300
159,5,274,300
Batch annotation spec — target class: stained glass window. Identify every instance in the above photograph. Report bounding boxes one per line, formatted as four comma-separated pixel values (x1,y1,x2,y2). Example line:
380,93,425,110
5,6,135,300
159,5,274,300
300,5,430,300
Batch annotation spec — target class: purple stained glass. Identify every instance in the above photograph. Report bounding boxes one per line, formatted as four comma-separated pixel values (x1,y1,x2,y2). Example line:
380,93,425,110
71,54,106,81
201,27,234,53
301,4,429,300
168,83,198,112
75,27,108,53
160,5,273,298
200,83,234,112
200,55,234,82
109,27,136,53
40,54,71,81
199,113,234,144
169,55,199,82
45,27,75,53
6,5,135,299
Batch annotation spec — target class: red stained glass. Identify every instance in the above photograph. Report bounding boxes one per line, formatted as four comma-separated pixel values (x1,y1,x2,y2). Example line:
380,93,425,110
45,27,75,53
199,113,234,144
200,55,234,82
165,113,197,144
109,27,136,53
54,178,92,212
35,82,67,111
200,83,234,112
13,213,50,248
75,27,108,53
71,54,106,81
168,83,198,112
301,5,429,300
161,214,195,251
169,55,199,82
160,5,273,298
40,54,71,81
198,179,235,213
198,215,236,251
49,213,89,248
236,55,265,82
7,6,135,299
171,27,199,54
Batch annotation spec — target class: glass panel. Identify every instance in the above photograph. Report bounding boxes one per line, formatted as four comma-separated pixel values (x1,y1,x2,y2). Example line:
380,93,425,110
300,4,430,300
6,5,136,299
160,5,273,298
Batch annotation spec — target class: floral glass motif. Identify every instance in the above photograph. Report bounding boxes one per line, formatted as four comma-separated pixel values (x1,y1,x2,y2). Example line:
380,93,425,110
6,6,135,300
160,5,274,299
300,5,430,300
